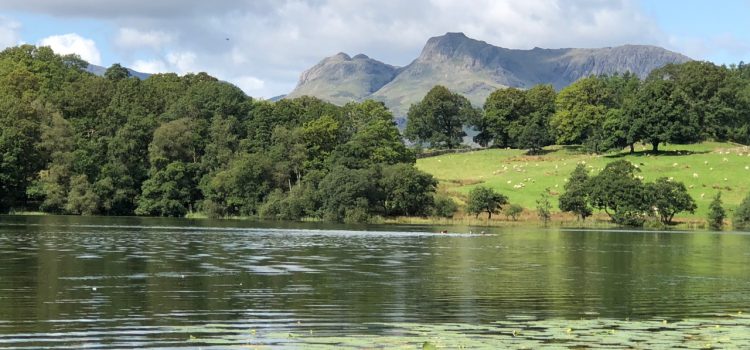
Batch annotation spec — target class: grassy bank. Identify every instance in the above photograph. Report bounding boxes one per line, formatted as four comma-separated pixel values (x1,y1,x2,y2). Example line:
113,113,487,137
417,142,750,223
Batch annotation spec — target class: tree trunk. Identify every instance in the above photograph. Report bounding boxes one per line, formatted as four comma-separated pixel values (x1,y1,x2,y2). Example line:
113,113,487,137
487,210,492,220
629,143,635,154
652,141,659,153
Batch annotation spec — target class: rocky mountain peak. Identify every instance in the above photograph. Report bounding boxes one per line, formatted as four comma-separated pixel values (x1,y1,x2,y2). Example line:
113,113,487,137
287,33,692,117
418,32,492,63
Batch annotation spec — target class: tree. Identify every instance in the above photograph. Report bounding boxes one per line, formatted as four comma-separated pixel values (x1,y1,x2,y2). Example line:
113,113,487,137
587,160,650,226
550,76,614,150
405,85,477,149
200,152,272,217
317,166,382,222
707,192,726,230
466,186,508,219
733,193,750,231
629,69,704,152
516,112,553,154
65,174,99,215
475,85,555,151
559,164,592,220
475,87,527,147
380,164,437,217
136,162,198,217
148,118,201,169
431,195,457,218
646,177,696,225
504,204,523,221
104,63,131,81
536,189,553,224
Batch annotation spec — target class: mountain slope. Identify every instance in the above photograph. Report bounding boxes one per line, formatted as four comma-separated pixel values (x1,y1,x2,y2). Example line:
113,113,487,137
288,32,691,116
285,53,399,105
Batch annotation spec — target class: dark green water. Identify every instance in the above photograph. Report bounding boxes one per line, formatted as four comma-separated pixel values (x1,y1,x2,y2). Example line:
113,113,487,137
1,215,749,349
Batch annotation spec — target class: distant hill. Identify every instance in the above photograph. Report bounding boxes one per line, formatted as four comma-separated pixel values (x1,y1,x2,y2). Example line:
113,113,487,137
288,32,691,116
285,52,399,105
86,64,150,80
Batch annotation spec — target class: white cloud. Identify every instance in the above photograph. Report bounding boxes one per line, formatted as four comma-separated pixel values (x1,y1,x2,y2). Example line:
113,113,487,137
131,58,168,73
115,27,173,50
0,16,21,49
38,33,101,65
231,75,265,93
166,51,198,74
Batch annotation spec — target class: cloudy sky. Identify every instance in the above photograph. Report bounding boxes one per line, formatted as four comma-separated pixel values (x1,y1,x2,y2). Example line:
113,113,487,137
1,0,748,98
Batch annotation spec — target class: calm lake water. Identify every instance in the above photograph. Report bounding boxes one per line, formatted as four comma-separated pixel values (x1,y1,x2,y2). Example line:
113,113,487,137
1,215,750,349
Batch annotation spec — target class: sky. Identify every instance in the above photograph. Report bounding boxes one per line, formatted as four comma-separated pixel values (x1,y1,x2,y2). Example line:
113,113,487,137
0,0,748,99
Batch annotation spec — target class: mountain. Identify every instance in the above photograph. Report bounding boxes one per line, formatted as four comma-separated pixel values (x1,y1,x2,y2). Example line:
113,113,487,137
86,64,151,80
285,52,399,105
288,32,691,116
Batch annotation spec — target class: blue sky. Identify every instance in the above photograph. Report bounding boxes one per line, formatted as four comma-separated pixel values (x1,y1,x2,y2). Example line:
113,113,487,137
1,0,748,98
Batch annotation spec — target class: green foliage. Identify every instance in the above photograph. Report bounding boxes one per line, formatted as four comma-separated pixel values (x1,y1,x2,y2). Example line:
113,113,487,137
646,177,696,224
65,175,99,215
476,85,555,152
431,195,458,218
136,162,198,217
380,164,437,217
551,77,613,147
405,85,478,149
504,204,523,221
733,193,750,231
200,153,272,217
558,164,592,220
466,186,508,219
317,166,381,223
587,160,650,226
536,189,552,224
104,63,131,81
707,192,726,230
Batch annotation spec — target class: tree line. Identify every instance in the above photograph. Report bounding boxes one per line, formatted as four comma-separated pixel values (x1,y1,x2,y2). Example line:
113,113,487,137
406,61,750,153
0,45,447,222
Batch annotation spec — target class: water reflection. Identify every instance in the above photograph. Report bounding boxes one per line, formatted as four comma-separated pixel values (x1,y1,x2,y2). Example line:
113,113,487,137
1,215,749,348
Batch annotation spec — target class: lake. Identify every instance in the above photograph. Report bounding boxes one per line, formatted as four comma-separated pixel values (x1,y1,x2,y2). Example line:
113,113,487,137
1,215,749,349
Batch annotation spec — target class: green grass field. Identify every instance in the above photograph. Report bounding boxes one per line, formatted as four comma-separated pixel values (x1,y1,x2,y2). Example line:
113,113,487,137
417,142,750,222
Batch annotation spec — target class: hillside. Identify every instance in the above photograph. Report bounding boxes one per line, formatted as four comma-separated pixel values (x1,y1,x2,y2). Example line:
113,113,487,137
416,142,750,222
285,52,399,105
288,32,691,116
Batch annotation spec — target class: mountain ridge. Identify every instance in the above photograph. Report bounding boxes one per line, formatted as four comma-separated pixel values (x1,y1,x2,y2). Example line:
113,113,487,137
288,32,691,116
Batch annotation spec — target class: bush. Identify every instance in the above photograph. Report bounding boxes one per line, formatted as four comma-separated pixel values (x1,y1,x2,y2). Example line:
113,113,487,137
707,192,725,230
431,195,458,218
536,189,552,224
733,193,750,230
504,204,523,221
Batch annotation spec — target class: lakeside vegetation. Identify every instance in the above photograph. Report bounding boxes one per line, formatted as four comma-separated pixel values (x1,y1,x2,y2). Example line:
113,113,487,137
1,44,750,228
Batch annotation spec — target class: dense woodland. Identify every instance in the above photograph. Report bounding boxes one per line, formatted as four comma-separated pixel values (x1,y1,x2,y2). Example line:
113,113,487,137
0,45,439,222
2,45,750,225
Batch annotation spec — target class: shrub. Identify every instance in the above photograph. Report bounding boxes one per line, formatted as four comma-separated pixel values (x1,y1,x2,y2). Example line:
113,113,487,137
707,192,725,230
504,204,523,221
536,189,552,224
431,195,458,218
733,193,750,230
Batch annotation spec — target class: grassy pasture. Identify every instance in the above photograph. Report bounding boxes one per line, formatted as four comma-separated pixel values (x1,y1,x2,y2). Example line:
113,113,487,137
417,142,750,222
